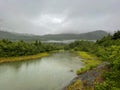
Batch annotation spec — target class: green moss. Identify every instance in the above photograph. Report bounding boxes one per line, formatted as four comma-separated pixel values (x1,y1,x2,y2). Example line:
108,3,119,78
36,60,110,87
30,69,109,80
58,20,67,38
68,80,83,90
68,79,94,90
76,51,102,75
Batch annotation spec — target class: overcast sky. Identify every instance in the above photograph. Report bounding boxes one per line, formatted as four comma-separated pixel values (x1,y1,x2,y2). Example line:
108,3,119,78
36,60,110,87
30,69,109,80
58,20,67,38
0,0,120,35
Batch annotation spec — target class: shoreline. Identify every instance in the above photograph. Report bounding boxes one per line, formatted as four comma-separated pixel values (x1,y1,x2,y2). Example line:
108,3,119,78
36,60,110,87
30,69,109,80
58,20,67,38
76,51,102,75
64,62,109,90
0,50,66,64
0,52,49,64
63,51,102,90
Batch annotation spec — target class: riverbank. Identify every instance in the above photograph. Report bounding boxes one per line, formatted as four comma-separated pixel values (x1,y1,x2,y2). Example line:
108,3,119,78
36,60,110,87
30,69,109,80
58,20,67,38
63,51,103,90
0,52,49,63
76,51,102,75
64,62,109,90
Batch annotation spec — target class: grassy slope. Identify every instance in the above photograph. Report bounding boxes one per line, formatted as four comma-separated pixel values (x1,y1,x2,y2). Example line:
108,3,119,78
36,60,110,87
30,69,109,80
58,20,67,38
76,51,102,75
0,52,49,63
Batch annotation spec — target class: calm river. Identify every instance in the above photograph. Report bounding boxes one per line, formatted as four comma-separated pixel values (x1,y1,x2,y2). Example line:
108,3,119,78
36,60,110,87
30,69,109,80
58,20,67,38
0,52,84,90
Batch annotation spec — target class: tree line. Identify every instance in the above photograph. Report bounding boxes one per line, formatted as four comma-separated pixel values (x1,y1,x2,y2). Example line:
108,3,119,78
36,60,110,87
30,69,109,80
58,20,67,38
0,40,63,57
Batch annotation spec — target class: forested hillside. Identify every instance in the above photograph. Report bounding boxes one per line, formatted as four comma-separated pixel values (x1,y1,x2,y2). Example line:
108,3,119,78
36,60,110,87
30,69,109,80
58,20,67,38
0,31,42,41
0,30,108,41
43,30,108,40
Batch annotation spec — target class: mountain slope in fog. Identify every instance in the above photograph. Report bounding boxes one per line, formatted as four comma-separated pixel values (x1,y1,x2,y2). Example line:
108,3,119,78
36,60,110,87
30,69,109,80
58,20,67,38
0,30,108,41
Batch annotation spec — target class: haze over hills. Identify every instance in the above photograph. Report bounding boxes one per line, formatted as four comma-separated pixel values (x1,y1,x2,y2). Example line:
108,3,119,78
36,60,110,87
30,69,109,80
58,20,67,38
0,30,108,41
42,30,108,40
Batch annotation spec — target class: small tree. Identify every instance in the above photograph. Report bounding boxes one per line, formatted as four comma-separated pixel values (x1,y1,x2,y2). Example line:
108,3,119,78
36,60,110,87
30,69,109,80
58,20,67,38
112,30,120,40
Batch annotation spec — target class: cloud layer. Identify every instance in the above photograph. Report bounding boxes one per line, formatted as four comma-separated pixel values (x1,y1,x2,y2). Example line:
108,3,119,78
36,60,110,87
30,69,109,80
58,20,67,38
0,0,120,35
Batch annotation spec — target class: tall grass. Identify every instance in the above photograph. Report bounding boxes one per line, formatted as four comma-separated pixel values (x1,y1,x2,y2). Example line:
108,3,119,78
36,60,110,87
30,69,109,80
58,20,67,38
0,52,49,63
76,51,102,75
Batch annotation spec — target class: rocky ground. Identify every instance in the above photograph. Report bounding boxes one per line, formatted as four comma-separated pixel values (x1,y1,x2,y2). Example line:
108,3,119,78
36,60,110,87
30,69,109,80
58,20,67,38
63,62,110,90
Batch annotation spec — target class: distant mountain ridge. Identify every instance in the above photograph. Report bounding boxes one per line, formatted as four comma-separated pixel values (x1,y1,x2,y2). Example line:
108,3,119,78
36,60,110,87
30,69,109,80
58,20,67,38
0,30,108,41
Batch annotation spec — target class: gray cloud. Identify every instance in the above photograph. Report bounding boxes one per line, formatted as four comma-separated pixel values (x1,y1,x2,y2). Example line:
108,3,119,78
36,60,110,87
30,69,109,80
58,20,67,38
0,0,120,35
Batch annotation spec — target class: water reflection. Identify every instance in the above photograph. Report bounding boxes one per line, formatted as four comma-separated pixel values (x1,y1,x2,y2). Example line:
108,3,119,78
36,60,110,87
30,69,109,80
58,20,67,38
0,52,84,90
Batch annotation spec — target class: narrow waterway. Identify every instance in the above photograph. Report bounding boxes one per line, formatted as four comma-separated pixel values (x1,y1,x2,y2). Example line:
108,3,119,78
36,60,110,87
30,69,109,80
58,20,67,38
0,52,84,90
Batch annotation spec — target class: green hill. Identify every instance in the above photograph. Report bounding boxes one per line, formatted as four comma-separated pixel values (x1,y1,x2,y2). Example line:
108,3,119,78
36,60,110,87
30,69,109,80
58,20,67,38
42,30,108,40
0,30,108,41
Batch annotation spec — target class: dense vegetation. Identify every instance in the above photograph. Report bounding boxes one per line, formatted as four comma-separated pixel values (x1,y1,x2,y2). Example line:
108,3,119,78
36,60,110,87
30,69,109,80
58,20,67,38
65,31,120,90
0,39,63,57
95,31,120,90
